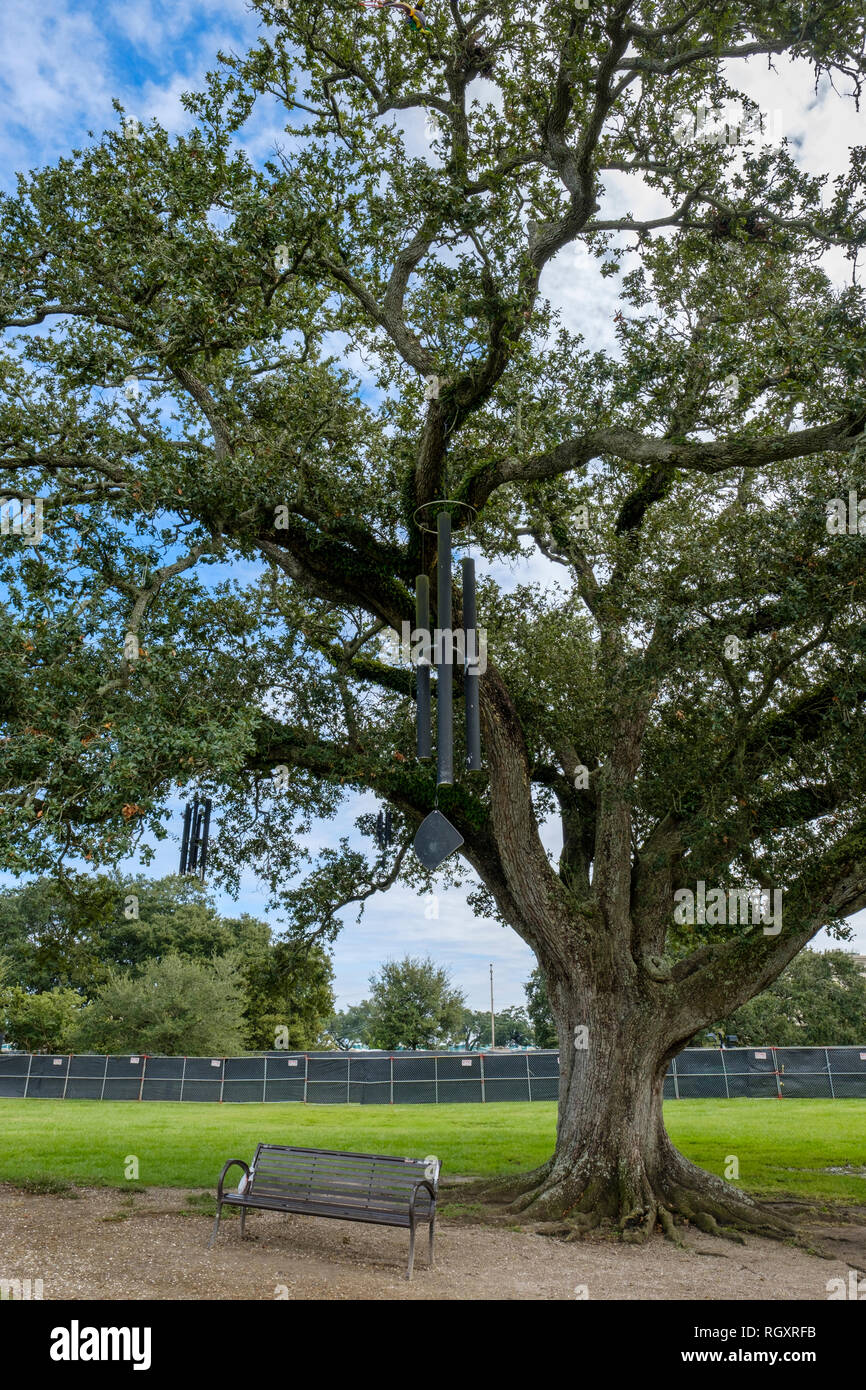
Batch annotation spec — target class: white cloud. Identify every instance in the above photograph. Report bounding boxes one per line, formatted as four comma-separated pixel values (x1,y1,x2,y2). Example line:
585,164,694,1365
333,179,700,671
0,2,112,164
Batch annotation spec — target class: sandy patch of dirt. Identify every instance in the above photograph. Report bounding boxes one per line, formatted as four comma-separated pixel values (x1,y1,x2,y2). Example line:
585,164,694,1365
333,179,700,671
0,1184,862,1301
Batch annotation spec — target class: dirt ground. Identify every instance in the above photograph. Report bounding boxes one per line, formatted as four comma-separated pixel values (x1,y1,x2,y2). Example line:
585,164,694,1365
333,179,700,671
1,1183,864,1300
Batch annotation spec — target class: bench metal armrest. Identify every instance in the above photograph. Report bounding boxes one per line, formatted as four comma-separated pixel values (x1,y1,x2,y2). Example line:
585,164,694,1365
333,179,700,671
408,1179,437,1223
216,1158,250,1202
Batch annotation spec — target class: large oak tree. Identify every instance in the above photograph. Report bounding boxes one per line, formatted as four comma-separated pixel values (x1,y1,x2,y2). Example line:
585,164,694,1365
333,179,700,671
1,0,866,1238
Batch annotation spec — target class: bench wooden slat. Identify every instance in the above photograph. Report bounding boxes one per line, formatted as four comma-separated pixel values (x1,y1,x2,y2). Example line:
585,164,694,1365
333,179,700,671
250,1156,427,1176
252,1160,424,1182
251,1167,427,1189
222,1193,415,1227
252,1177,431,1200
251,1166,425,1187
252,1142,427,1160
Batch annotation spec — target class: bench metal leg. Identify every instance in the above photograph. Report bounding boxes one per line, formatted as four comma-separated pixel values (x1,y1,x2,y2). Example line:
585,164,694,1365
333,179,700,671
240,1207,247,1239
406,1222,417,1281
429,1213,436,1268
208,1202,222,1250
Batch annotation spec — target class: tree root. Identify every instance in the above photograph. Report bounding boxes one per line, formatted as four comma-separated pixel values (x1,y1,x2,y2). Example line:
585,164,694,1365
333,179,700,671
472,1156,797,1248
467,1159,554,1208
621,1200,657,1244
666,1164,794,1242
689,1210,746,1244
658,1206,686,1247
564,1210,601,1239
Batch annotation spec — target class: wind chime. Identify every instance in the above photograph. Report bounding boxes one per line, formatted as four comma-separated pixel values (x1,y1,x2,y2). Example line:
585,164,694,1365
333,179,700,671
375,808,393,850
179,794,212,881
411,502,482,872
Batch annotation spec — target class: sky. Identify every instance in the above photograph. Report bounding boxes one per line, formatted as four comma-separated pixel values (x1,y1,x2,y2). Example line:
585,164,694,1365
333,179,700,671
1,0,864,1008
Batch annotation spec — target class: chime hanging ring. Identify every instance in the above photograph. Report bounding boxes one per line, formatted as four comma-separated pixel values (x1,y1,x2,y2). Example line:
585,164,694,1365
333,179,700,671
412,499,477,536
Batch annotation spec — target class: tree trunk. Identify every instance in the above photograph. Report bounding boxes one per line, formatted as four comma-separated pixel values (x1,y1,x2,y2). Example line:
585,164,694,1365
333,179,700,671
474,668,797,1242
501,958,791,1241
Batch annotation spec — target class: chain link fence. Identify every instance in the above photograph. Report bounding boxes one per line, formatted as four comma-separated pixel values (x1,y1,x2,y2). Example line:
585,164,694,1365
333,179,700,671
662,1046,866,1100
1,1046,865,1102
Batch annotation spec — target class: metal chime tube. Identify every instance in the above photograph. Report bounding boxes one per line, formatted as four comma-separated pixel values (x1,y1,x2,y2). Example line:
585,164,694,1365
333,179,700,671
415,574,432,761
180,803,193,874
190,796,202,873
199,797,212,880
436,510,453,785
461,556,482,771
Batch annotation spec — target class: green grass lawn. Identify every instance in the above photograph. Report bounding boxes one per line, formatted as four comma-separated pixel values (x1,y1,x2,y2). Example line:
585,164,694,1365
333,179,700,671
0,1098,863,1205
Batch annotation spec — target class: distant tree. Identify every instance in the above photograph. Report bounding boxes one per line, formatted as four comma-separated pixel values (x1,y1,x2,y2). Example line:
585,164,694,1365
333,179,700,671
525,967,557,1049
328,1000,375,1050
0,978,86,1052
71,953,247,1055
715,950,866,1047
453,1004,534,1049
0,875,335,1051
493,1005,535,1048
0,875,116,995
0,873,268,994
242,940,334,1050
367,957,465,1051
452,1007,486,1051
98,883,272,973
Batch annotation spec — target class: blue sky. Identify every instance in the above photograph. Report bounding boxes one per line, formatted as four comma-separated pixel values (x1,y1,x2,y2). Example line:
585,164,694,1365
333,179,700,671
2,1,863,1008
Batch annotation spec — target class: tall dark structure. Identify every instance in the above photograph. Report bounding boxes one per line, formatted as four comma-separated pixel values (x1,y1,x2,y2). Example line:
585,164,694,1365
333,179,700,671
461,555,482,772
411,504,482,871
376,808,393,850
435,509,454,787
415,573,432,761
180,795,212,881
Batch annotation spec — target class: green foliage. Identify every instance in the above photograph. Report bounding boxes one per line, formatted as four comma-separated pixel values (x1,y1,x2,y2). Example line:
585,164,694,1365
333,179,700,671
241,939,334,1050
0,875,118,995
70,953,247,1055
492,1004,534,1048
0,873,261,994
717,950,866,1047
0,981,86,1052
9,1175,78,1196
328,999,375,1049
0,874,334,1052
453,1004,534,1049
366,955,465,1050
524,966,557,1049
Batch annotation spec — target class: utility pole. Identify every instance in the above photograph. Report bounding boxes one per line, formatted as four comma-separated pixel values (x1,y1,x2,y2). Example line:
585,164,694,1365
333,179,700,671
489,963,495,1049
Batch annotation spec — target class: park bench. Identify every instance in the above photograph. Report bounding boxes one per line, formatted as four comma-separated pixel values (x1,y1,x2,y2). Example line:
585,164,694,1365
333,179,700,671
208,1143,440,1280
